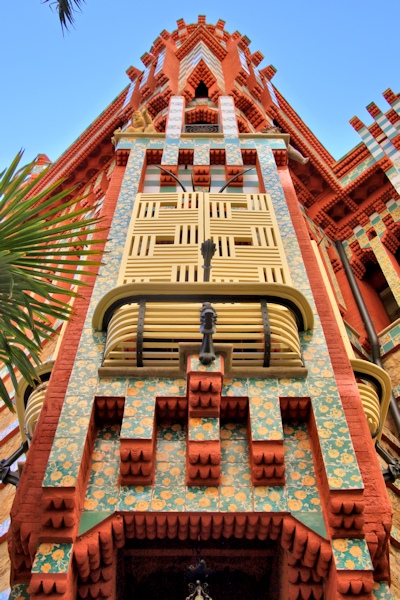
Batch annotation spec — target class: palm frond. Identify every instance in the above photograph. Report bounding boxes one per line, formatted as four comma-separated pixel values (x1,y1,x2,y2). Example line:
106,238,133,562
0,152,106,411
43,0,85,32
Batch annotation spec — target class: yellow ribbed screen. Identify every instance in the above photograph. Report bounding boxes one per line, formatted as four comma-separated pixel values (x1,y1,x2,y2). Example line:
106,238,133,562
118,193,290,285
24,385,47,439
356,381,381,436
118,193,204,284
205,193,291,284
103,302,302,369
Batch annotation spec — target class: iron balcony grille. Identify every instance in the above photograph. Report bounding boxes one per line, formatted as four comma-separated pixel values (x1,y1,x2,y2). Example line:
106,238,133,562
183,124,221,133
102,297,304,372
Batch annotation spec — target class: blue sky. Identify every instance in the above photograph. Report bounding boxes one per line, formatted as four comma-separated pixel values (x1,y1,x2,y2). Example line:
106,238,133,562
1,0,399,170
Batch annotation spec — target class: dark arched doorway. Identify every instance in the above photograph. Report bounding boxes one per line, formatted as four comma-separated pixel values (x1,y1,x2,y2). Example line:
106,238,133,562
117,539,281,599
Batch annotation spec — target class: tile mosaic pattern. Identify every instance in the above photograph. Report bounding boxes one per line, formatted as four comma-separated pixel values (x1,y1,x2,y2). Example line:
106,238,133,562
248,378,283,441
301,207,346,308
257,144,363,492
32,543,73,574
45,133,365,560
121,394,156,440
352,206,400,308
188,417,220,441
379,321,400,356
332,538,373,571
345,324,369,358
219,96,243,166
114,421,323,519
340,155,377,187
82,424,120,515
194,139,211,165
162,96,185,165
44,142,148,488
7,584,29,600
371,581,394,599
188,354,223,372
284,423,321,514
353,106,400,194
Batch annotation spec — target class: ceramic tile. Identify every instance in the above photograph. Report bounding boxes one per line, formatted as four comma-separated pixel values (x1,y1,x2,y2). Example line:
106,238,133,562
188,354,223,372
220,461,252,487
88,460,119,487
286,485,321,513
123,399,156,418
222,378,248,397
120,416,154,439
94,424,121,444
96,377,127,397
8,584,30,599
185,486,219,512
48,438,84,462
220,440,249,463
220,422,248,440
155,462,186,486
32,543,73,574
220,486,252,512
118,485,152,511
332,538,373,571
151,486,186,511
279,378,309,397
371,581,394,599
127,378,159,395
43,460,79,488
189,417,219,441
156,439,186,463
157,421,186,441
253,486,288,512
156,378,187,396
83,485,119,512
249,392,283,441
248,378,279,397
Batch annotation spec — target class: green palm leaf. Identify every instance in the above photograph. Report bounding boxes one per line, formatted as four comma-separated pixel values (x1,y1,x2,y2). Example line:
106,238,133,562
0,151,107,411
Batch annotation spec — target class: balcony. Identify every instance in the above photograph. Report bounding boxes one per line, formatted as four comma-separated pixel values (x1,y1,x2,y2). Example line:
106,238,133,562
93,282,314,379
350,358,392,439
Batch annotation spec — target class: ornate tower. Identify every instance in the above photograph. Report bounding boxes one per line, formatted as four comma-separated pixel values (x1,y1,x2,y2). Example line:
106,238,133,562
6,16,399,600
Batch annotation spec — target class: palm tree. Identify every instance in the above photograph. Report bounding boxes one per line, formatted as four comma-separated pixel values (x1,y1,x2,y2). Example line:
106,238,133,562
0,151,105,411
44,0,84,31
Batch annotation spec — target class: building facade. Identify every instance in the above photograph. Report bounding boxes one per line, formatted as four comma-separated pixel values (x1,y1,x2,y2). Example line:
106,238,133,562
3,16,400,599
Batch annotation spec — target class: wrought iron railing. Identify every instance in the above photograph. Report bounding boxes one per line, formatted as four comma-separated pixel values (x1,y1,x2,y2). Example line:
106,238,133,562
183,124,221,133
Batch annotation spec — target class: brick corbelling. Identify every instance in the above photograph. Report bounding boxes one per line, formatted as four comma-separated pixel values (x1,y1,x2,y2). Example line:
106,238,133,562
275,112,340,192
274,89,336,168
9,165,126,582
278,167,392,571
332,145,371,179
31,90,128,194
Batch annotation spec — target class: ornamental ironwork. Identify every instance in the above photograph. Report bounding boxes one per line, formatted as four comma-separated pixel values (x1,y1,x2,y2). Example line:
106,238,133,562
184,124,220,133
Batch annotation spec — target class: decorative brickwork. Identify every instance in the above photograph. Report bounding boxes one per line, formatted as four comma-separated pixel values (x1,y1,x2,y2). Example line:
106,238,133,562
5,16,399,600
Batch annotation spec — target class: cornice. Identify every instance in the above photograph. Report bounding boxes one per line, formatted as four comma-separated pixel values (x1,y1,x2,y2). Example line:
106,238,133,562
32,87,130,193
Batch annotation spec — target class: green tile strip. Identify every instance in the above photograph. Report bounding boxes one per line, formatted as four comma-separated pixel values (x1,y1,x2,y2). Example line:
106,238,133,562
44,141,148,488
257,144,363,492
